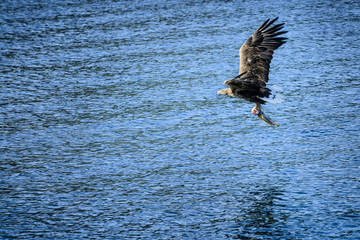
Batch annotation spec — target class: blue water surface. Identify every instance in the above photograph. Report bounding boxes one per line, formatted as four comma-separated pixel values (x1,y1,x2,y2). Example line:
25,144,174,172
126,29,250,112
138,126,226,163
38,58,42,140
1,0,360,239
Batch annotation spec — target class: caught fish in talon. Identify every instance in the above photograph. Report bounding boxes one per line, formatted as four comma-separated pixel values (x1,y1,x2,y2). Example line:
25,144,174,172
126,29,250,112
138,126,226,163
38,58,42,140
257,110,280,126
251,104,279,126
217,17,287,126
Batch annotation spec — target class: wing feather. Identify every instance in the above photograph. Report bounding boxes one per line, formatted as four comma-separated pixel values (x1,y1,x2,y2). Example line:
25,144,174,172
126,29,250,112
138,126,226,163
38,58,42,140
239,17,287,86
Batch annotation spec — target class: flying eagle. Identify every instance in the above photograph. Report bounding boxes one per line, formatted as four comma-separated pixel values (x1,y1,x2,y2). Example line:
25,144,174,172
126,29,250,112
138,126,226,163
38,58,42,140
217,17,287,126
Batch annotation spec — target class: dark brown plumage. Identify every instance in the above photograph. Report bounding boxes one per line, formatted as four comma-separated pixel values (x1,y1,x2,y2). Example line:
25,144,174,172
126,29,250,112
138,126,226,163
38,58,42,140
238,17,287,84
217,17,287,125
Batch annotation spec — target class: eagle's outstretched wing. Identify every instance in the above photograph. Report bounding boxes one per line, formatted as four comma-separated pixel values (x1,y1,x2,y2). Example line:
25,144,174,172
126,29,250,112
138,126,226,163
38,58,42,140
238,17,287,87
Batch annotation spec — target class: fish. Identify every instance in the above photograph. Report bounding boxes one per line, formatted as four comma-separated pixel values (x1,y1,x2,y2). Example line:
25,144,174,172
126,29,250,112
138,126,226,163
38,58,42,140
257,110,279,126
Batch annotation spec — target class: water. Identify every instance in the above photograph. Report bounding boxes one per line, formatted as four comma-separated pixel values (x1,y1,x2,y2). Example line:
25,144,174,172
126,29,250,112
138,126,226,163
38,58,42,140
1,0,360,239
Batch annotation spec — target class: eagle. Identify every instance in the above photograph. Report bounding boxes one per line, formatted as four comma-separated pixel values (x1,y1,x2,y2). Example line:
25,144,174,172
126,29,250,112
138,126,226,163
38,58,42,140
217,17,287,126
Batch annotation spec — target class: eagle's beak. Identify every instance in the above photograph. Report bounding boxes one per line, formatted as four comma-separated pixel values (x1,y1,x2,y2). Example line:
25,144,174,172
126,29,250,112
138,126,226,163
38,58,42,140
257,110,279,126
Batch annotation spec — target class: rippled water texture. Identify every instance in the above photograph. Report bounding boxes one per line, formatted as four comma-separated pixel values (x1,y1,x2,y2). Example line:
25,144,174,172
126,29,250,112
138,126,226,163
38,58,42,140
1,0,360,239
